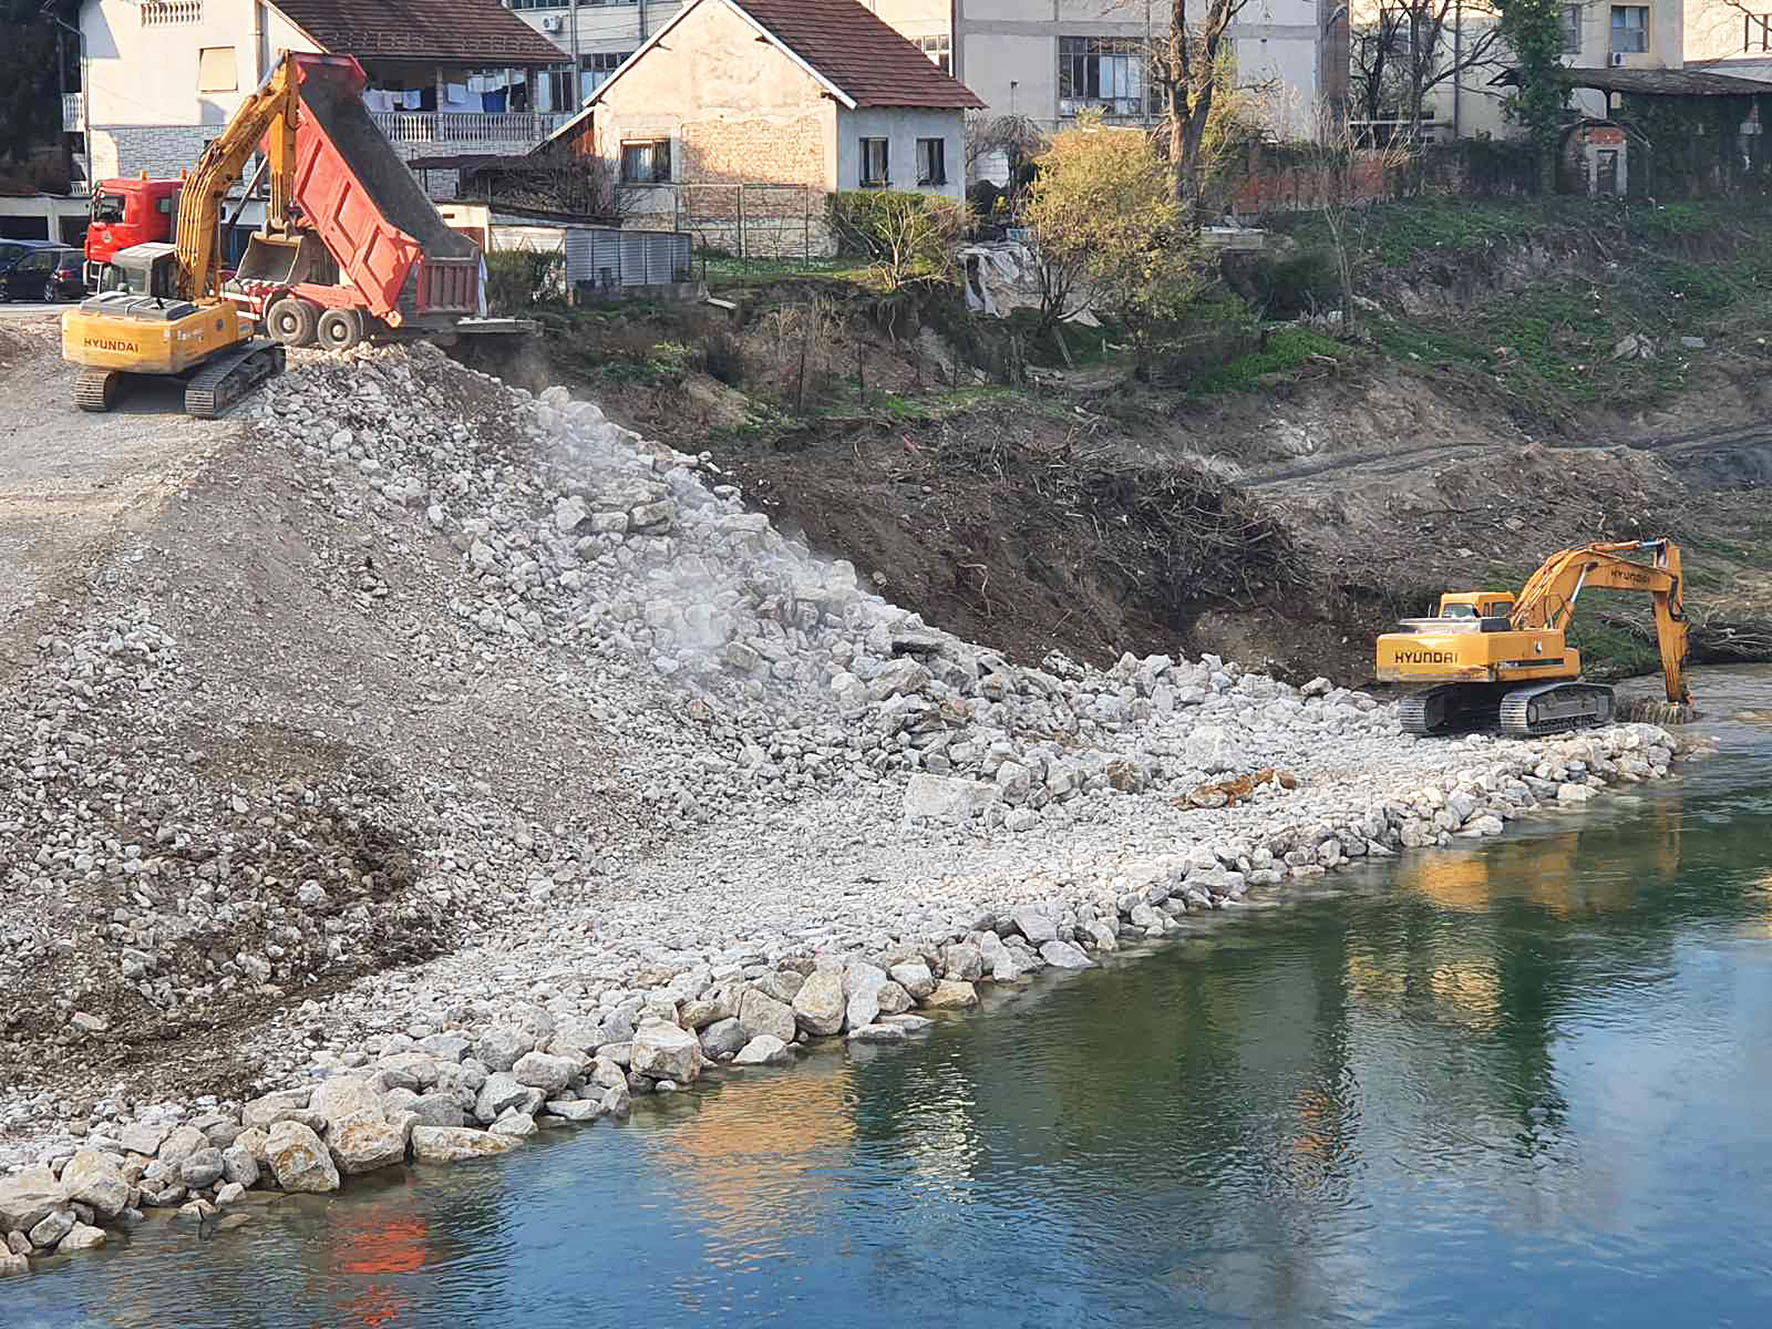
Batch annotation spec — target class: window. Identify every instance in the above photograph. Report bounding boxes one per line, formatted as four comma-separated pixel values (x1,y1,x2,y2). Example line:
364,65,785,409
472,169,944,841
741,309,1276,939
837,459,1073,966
916,34,952,73
1561,3,1583,52
620,139,671,183
546,67,576,111
583,51,630,94
1611,5,1648,52
507,0,562,9
859,137,890,187
197,45,237,92
916,137,946,186
92,193,127,224
1058,37,1148,119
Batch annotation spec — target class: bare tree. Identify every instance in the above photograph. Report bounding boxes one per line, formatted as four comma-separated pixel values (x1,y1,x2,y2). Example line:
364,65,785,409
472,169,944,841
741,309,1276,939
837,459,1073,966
459,145,629,220
1154,0,1257,220
1350,8,1410,126
965,112,1049,208
1302,100,1417,331
1393,0,1506,141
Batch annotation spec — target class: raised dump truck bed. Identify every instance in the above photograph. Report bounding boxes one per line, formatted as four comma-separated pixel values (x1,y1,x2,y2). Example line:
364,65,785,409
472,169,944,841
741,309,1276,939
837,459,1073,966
228,54,484,350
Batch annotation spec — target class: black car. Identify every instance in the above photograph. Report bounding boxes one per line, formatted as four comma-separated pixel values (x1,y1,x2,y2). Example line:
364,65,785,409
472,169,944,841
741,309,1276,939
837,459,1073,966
0,241,81,302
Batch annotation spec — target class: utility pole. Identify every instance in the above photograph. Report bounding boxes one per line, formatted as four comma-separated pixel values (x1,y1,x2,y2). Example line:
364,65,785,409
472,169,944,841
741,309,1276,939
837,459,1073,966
568,0,581,107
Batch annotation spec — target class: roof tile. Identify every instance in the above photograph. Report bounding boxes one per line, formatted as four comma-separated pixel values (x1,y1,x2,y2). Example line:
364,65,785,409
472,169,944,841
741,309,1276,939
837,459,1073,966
272,0,570,65
732,0,984,109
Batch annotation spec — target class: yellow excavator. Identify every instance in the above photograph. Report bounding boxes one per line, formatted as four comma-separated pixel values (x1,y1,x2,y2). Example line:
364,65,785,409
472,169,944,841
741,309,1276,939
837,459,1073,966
59,57,304,417
1376,538,1692,737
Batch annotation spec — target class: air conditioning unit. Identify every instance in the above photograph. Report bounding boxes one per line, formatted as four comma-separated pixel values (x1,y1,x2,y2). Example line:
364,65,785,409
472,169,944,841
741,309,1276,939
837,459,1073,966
1610,50,1627,65
541,15,564,32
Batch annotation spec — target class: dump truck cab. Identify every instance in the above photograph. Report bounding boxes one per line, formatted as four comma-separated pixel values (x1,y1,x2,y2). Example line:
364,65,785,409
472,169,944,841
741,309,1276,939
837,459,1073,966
85,177,183,286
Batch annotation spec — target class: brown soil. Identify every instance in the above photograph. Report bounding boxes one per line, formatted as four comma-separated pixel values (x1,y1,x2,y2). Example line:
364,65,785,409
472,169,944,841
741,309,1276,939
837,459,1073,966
463,297,1772,686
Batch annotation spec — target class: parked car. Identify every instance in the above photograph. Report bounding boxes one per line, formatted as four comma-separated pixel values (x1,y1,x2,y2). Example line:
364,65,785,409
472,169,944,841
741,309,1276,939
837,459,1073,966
0,242,78,302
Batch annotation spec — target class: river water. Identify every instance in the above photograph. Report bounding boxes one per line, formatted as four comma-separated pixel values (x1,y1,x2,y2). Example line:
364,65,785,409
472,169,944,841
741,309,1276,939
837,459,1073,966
14,668,1772,1328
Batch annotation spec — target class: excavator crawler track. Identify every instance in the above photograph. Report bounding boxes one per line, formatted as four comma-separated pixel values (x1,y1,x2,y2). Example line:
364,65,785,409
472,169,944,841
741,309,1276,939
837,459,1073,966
1499,681,1615,738
1399,684,1503,736
75,368,123,413
183,341,285,419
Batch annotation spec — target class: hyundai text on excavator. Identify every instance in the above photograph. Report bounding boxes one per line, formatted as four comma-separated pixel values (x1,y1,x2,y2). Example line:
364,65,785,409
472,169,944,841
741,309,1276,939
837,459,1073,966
1375,538,1693,737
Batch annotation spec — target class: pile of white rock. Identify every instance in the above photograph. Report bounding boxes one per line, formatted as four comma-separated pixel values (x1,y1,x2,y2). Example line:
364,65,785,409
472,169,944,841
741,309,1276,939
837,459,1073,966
0,343,1692,1277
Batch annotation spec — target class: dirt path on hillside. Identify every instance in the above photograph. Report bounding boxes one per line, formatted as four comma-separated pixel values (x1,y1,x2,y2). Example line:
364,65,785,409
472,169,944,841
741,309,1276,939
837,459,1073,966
0,319,241,680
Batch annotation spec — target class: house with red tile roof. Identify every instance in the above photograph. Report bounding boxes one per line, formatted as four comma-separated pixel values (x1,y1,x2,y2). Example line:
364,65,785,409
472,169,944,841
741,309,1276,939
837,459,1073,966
542,0,982,248
76,0,570,184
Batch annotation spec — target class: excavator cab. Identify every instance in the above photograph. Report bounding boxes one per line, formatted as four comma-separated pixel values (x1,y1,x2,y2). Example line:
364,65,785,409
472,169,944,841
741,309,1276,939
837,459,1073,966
91,242,182,303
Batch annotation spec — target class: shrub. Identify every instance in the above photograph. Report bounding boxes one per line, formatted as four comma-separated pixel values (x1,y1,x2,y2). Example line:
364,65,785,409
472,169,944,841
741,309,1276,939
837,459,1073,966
698,328,748,386
1229,247,1341,318
829,190,969,290
485,249,565,314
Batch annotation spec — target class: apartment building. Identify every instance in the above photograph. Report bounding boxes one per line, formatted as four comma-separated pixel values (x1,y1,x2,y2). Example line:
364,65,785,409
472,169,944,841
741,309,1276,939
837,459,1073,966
864,0,1345,140
509,0,1342,140
1407,0,1700,139
504,0,685,111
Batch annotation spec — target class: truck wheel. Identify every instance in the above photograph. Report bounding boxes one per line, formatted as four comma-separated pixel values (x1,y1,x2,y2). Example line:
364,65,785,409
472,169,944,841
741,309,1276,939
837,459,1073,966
267,297,318,347
315,306,365,352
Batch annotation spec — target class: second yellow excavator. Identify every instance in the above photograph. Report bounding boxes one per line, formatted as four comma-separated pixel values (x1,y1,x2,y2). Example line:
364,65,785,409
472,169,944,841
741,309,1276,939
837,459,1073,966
1375,538,1692,737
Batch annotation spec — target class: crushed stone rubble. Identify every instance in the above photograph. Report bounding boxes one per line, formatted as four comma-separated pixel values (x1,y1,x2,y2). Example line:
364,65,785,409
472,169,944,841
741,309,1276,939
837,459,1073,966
0,343,1688,1274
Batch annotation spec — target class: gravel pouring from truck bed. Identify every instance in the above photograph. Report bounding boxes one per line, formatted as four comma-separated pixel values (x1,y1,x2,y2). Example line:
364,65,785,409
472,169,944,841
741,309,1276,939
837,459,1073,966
0,341,1688,1272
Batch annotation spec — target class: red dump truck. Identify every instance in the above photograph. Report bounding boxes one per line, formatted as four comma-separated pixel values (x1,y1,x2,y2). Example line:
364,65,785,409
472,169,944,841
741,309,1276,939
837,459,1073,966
225,55,483,350
85,55,482,351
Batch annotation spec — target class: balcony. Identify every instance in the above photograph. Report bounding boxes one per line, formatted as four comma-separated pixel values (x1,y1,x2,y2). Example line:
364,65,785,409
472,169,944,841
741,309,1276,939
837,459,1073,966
63,92,84,132
369,111,569,153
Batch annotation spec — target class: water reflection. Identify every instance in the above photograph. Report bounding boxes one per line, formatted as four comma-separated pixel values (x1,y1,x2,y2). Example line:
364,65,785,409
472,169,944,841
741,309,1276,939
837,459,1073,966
16,670,1772,1328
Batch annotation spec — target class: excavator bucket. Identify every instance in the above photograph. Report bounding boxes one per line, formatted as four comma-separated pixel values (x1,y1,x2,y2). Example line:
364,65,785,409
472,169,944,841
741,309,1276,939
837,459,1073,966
234,231,327,287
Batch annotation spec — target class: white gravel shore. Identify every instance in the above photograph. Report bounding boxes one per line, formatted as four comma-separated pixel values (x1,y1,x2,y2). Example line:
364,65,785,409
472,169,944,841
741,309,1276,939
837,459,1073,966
0,343,1684,1274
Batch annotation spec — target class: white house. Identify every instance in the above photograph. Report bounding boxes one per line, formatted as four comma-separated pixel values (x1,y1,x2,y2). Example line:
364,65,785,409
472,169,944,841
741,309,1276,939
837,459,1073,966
545,0,983,232
76,0,571,182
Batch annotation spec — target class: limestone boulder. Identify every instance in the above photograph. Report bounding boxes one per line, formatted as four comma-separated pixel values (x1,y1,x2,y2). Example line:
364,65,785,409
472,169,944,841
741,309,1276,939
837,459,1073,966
0,1168,65,1232
923,980,979,1009
792,970,845,1036
410,1126,521,1163
511,1051,577,1096
732,1035,793,1066
266,1121,340,1194
630,1021,704,1084
326,1111,409,1175
736,988,796,1044
60,1149,129,1219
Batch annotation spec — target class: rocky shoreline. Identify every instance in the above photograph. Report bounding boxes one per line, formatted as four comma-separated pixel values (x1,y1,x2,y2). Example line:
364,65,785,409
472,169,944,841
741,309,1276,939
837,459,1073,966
0,344,1690,1277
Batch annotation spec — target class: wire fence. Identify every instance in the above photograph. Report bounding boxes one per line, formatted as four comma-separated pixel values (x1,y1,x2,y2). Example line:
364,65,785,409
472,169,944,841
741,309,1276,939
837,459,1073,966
620,183,834,268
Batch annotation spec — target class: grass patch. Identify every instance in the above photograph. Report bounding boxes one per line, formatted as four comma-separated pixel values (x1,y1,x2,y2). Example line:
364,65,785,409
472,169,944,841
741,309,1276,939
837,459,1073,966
699,253,878,290
1185,326,1345,397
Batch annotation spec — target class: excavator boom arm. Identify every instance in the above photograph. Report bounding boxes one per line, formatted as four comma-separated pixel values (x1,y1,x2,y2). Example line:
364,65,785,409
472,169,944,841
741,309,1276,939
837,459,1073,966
1511,539,1690,704
172,56,301,301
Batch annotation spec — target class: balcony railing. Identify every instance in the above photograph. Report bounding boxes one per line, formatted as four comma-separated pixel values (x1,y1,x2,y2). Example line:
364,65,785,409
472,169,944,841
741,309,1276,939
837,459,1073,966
63,92,84,132
370,111,569,148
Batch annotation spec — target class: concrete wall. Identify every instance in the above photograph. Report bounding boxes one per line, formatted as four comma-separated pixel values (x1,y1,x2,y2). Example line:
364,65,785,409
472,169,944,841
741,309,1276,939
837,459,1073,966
836,107,967,198
591,0,837,196
82,0,319,129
